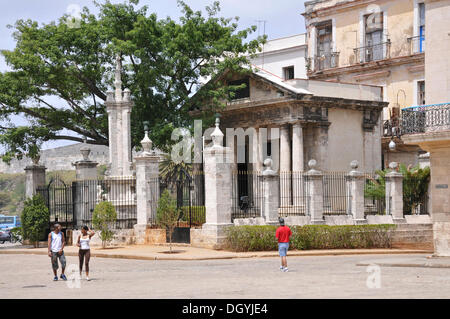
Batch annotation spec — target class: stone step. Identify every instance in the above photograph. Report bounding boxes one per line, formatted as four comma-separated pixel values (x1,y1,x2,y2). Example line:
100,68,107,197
394,223,433,230
392,235,433,244
393,230,433,236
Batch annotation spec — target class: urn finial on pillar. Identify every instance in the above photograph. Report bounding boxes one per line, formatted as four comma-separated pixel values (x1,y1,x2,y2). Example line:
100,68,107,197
263,158,276,176
80,137,91,161
140,121,153,154
210,114,224,148
31,154,41,166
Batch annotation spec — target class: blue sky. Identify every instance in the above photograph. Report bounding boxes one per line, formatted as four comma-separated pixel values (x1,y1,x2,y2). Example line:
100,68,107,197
0,0,307,149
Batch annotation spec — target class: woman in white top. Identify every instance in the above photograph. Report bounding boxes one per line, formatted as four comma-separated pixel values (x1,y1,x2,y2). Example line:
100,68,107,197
77,226,95,281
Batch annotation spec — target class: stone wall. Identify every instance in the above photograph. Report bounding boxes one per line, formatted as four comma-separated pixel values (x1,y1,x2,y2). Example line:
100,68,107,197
71,228,166,247
0,143,109,174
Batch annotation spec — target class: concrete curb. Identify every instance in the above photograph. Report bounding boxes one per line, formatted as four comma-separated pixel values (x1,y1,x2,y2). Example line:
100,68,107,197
0,248,432,261
356,261,450,269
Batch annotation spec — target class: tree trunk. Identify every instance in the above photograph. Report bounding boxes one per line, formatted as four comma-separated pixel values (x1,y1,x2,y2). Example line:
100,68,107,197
169,229,172,253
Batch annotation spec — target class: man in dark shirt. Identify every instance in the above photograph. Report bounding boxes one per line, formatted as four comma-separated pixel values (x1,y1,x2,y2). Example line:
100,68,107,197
275,218,292,272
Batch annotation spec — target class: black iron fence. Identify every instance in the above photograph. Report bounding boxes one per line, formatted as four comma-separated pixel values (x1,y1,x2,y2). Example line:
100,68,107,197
73,177,137,229
36,176,138,229
363,173,386,216
232,171,263,220
279,171,308,217
322,172,349,215
401,103,450,135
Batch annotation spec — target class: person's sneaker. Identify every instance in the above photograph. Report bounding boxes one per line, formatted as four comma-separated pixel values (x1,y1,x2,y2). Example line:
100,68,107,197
280,266,284,271
86,277,90,281
283,267,289,272
53,276,58,281
60,274,67,281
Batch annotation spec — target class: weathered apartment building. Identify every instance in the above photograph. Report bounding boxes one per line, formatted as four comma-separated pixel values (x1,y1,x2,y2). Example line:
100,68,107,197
303,0,431,167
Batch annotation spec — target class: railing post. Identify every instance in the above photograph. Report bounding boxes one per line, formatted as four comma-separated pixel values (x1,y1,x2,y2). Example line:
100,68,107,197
134,129,160,243
262,159,279,224
385,162,406,223
346,160,367,225
306,159,325,224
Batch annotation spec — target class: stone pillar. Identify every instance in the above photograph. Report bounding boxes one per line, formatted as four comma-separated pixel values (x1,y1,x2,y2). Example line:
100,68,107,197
346,160,367,224
306,159,325,224
279,124,291,206
134,129,160,243
385,162,405,223
194,117,233,249
73,142,98,180
262,158,279,224
105,55,134,177
24,157,46,198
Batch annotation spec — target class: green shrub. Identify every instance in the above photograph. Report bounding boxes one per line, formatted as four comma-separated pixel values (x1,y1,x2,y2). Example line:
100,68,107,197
225,224,396,252
157,190,179,253
92,201,117,248
21,195,49,247
180,206,206,225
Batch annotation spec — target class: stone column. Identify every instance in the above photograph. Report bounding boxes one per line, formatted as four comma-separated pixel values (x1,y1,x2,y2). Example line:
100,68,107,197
306,159,325,224
385,162,405,223
292,122,305,172
262,158,279,224
346,160,367,224
292,122,305,209
279,124,291,206
134,129,160,244
194,117,233,249
24,157,46,199
105,55,134,177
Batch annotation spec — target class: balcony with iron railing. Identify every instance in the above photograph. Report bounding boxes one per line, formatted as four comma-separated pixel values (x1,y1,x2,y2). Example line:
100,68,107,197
309,52,340,72
353,40,391,64
401,103,450,135
407,35,425,55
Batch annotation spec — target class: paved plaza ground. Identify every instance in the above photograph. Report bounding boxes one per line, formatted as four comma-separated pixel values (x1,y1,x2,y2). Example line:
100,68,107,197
1,253,450,298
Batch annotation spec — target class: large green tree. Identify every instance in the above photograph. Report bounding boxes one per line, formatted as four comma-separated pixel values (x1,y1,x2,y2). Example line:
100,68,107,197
0,0,263,162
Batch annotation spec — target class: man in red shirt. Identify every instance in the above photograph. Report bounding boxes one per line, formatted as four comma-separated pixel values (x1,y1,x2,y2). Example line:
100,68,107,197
275,218,292,272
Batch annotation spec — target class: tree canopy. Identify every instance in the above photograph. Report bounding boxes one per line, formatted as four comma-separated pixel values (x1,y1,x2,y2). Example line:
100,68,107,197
0,0,264,162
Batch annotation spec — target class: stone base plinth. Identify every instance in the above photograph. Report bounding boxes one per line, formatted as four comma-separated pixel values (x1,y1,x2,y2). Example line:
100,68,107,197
284,216,310,226
324,215,353,225
353,219,368,225
433,221,450,257
190,223,233,249
134,224,166,245
233,217,266,226
72,229,135,247
367,215,394,224
405,215,432,224
393,218,407,224
310,219,326,225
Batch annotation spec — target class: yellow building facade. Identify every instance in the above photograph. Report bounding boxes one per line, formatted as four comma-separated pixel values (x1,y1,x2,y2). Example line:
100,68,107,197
303,0,427,167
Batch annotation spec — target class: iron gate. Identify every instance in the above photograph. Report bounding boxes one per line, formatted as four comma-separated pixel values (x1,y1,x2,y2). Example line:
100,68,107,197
159,169,205,243
36,176,75,229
